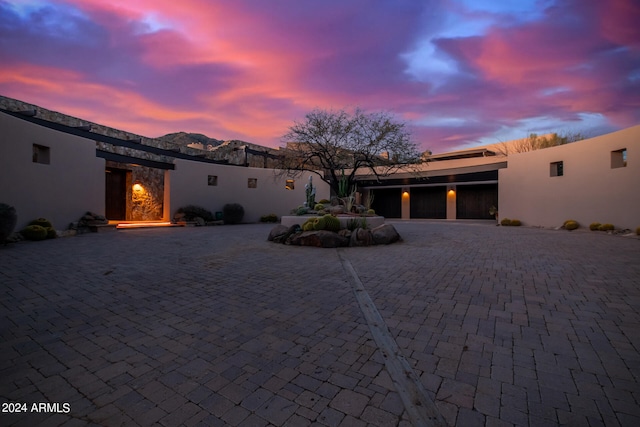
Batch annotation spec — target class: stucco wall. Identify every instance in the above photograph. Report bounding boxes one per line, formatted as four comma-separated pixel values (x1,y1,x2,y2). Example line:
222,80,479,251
0,112,104,230
170,159,330,223
498,125,640,230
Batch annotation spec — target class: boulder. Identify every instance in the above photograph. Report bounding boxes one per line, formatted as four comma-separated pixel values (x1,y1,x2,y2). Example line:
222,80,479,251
289,230,349,248
350,228,374,247
371,224,400,245
268,224,289,241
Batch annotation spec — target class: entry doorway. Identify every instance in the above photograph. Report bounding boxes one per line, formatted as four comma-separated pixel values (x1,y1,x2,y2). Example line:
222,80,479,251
105,168,128,220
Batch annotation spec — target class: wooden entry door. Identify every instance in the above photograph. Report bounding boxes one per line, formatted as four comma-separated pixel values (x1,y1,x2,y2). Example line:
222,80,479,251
105,168,127,220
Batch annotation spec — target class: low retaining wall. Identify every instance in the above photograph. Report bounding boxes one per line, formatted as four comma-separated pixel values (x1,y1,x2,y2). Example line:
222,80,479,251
280,215,385,229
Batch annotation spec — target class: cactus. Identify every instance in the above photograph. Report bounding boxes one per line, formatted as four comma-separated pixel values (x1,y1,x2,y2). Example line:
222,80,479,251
366,209,375,215
313,217,327,231
589,222,601,231
20,225,48,241
29,218,53,228
302,217,317,231
322,214,341,232
598,223,614,231
314,203,325,211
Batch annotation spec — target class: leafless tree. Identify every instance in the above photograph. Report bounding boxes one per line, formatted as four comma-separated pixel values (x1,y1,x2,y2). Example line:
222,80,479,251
276,108,421,195
495,131,588,155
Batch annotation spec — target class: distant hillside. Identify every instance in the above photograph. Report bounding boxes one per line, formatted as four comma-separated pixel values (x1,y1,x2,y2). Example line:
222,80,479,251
158,132,223,149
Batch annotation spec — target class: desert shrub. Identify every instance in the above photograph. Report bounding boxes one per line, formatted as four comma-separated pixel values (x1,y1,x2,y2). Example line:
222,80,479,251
222,203,244,224
176,205,214,222
598,223,615,231
510,219,522,226
500,218,512,226
20,225,48,241
29,218,53,228
589,222,601,231
564,220,579,231
314,203,325,211
0,203,17,243
260,214,278,223
322,214,341,232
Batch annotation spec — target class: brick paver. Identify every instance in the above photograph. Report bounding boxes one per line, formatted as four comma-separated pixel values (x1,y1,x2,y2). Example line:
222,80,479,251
1,221,639,426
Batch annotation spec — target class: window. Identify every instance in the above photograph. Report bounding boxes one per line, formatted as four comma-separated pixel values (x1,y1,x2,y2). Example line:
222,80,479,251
550,161,564,177
248,178,257,188
207,175,218,186
285,179,295,190
32,144,50,164
611,149,627,168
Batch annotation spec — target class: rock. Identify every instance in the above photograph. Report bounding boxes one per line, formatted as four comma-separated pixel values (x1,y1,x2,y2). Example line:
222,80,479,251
350,228,374,246
338,229,351,238
329,205,345,215
268,224,289,241
194,217,205,226
371,224,400,245
290,230,349,248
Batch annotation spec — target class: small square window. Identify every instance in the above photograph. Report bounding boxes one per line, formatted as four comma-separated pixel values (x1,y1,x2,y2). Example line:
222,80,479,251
33,144,50,164
285,179,295,190
611,149,627,168
248,178,257,188
550,161,563,177
208,175,218,186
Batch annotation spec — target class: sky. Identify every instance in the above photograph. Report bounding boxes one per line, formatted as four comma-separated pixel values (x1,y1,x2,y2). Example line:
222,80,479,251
0,0,638,153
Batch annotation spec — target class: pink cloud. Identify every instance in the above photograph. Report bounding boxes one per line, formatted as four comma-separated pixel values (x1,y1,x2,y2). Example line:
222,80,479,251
0,0,638,152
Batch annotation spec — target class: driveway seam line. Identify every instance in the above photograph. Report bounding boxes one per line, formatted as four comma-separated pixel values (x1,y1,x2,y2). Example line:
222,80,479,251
337,249,447,427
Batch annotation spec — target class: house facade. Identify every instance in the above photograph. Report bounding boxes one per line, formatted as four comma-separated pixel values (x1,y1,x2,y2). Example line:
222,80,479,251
0,96,328,230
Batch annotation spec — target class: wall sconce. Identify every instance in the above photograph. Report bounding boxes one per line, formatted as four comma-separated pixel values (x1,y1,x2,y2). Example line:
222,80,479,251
447,186,456,194
402,188,409,198
133,181,143,192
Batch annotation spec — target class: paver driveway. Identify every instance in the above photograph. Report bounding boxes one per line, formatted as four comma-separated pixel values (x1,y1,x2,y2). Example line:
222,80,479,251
1,221,639,426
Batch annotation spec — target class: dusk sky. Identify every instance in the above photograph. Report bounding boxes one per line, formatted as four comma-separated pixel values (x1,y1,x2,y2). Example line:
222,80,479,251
1,0,638,153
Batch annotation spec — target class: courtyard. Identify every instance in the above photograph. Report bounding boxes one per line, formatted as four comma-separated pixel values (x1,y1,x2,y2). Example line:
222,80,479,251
1,221,639,426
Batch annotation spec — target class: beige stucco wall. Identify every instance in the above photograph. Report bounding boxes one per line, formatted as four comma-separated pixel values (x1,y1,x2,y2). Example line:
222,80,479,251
498,125,640,230
169,159,330,223
0,112,104,230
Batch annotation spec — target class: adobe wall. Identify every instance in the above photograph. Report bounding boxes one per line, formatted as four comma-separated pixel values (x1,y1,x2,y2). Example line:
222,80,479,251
498,125,640,230
170,160,330,223
0,112,104,230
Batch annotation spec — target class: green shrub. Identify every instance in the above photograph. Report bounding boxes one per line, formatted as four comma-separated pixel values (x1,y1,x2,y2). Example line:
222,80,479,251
314,203,325,211
589,222,601,231
20,225,48,241
176,205,214,222
222,203,244,224
500,218,512,226
0,203,17,243
564,220,579,231
510,219,522,226
599,223,615,231
29,218,53,228
295,206,309,216
260,214,278,223
323,214,341,232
